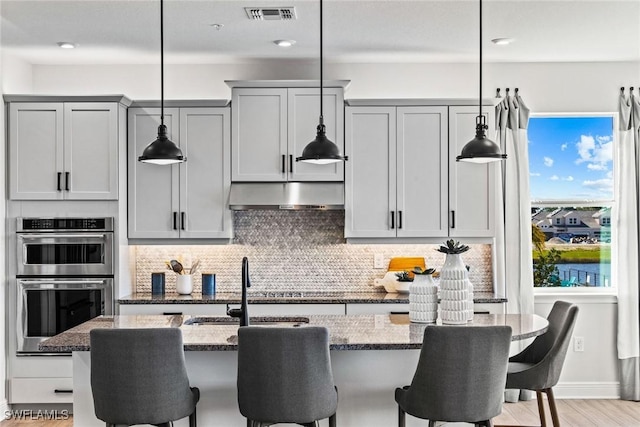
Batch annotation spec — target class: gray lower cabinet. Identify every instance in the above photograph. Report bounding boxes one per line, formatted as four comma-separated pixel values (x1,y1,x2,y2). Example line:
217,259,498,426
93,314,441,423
345,101,497,239
7,99,125,200
128,105,232,239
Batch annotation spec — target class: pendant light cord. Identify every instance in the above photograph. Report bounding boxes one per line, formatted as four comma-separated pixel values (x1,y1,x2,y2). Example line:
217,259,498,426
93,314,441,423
160,0,165,126
478,0,483,119
319,0,324,126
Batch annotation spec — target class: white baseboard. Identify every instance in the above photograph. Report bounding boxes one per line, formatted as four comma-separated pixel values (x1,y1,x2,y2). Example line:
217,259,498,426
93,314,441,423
553,381,620,399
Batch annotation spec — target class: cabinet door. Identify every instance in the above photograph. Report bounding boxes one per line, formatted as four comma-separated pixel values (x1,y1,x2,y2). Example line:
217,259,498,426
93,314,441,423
9,103,64,200
179,108,233,239
231,88,287,181
396,106,449,237
64,103,118,200
128,108,180,239
288,87,344,181
448,106,497,237
345,107,397,238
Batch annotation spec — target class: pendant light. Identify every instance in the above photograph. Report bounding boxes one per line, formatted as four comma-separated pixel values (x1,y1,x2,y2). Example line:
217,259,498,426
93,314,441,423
138,0,185,165
296,0,348,164
456,0,506,163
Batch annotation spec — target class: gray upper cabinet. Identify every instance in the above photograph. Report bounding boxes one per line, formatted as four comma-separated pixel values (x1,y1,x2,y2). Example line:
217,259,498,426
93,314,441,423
128,105,232,240
448,105,497,238
345,106,448,238
231,84,345,182
345,101,495,239
8,101,121,200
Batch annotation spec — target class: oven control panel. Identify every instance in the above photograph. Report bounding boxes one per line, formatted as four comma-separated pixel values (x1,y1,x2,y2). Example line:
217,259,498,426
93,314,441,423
18,217,114,232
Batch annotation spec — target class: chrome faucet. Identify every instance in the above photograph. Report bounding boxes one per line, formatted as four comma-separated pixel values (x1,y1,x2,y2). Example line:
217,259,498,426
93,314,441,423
227,257,251,326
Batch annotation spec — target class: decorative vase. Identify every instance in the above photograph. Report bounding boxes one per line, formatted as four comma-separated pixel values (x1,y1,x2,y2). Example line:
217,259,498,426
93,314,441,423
176,274,193,295
439,253,469,325
409,273,438,323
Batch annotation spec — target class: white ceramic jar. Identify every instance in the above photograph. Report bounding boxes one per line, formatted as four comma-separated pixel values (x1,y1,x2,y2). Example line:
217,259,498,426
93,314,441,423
409,273,438,323
439,253,469,325
176,274,193,295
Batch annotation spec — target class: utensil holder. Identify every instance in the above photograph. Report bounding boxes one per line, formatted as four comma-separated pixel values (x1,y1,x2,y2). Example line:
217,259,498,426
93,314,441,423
176,274,193,295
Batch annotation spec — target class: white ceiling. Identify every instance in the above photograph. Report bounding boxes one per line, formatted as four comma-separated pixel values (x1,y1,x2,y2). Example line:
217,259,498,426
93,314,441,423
1,0,639,65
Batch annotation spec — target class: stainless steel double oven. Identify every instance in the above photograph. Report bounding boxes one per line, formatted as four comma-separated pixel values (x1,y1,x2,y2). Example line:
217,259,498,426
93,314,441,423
16,217,114,354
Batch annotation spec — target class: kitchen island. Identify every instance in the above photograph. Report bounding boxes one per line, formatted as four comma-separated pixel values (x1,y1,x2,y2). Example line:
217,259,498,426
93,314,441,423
41,313,547,427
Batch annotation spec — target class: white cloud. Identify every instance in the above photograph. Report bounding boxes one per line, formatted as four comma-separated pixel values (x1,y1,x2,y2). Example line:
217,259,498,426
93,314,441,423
583,178,614,192
543,156,554,167
563,176,574,181
550,175,559,181
530,172,541,177
587,163,607,171
575,134,613,171
561,143,568,151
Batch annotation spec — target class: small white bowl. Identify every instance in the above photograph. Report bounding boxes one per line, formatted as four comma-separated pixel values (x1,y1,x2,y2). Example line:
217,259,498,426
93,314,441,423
394,281,411,293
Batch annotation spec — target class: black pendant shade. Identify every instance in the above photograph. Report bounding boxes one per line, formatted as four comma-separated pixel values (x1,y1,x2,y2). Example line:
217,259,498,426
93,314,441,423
456,0,506,163
138,124,185,165
138,0,185,165
296,0,348,165
297,121,348,164
456,116,506,163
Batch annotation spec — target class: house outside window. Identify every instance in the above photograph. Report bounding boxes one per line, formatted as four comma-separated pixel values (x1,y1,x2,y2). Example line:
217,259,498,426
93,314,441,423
529,114,615,287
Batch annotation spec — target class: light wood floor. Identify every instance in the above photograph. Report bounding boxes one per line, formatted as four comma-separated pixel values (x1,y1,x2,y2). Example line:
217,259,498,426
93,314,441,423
0,399,639,426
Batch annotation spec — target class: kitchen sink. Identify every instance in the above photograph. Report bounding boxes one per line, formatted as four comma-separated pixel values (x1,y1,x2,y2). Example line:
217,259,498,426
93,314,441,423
183,316,310,327
248,291,306,298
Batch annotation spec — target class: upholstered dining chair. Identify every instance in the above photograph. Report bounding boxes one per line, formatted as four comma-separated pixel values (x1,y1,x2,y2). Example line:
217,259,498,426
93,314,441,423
90,328,199,427
395,325,513,427
237,326,338,427
504,301,579,427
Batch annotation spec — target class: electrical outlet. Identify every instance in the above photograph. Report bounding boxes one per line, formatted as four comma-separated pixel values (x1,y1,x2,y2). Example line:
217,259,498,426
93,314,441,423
373,254,385,269
574,336,584,352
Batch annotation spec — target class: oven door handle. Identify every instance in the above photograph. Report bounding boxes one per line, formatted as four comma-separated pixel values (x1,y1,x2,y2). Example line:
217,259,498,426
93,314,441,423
18,280,110,287
18,234,109,240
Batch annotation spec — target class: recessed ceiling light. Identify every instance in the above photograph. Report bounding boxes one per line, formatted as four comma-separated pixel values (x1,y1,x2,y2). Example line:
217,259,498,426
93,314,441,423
210,23,224,31
57,42,77,49
274,39,296,48
491,38,514,46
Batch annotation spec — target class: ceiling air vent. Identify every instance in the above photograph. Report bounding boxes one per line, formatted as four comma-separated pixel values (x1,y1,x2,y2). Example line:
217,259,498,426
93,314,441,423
245,7,297,21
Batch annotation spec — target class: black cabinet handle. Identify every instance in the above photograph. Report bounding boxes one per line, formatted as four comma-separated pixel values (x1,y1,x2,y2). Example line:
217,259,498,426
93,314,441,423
398,211,403,229
289,155,293,173
390,211,395,229
54,389,73,394
57,173,62,191
173,212,178,230
162,312,183,315
281,155,286,173
181,212,185,230
65,172,70,191
451,210,456,229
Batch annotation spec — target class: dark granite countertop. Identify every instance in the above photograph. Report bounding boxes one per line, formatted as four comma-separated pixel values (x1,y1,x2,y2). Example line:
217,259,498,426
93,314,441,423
118,291,506,305
39,312,545,352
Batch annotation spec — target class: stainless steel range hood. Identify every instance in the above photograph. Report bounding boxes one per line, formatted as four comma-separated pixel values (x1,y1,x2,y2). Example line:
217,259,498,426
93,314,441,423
228,182,344,210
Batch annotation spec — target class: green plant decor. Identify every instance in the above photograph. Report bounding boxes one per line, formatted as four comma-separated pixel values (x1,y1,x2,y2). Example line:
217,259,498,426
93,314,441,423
436,239,470,255
395,271,413,282
412,267,436,275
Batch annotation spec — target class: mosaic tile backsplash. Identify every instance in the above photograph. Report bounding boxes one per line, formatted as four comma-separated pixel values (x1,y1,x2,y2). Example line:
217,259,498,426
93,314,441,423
134,211,494,294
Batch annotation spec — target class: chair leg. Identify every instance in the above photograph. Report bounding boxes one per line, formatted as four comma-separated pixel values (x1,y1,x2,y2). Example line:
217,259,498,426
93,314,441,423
398,405,406,427
536,390,547,427
189,406,197,427
428,421,436,427
545,388,561,427
329,412,337,427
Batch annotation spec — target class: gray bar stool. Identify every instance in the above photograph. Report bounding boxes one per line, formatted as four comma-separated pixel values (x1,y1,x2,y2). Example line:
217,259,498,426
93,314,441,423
90,328,199,427
395,325,513,427
237,326,338,427
504,301,579,427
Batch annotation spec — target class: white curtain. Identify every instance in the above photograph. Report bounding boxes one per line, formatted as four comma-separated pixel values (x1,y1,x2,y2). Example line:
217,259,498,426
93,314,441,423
617,92,640,401
495,93,535,402
495,93,534,315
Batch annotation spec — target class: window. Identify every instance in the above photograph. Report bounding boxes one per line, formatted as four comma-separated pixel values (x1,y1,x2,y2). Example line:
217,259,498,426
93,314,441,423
529,114,615,287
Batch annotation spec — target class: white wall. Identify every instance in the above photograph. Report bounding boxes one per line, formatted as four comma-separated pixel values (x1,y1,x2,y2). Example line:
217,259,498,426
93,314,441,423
0,21,8,415
1,53,33,93
29,61,638,114
12,59,640,398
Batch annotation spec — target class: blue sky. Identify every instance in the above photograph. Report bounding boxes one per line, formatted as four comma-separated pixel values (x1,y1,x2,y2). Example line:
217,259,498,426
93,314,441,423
528,116,614,201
